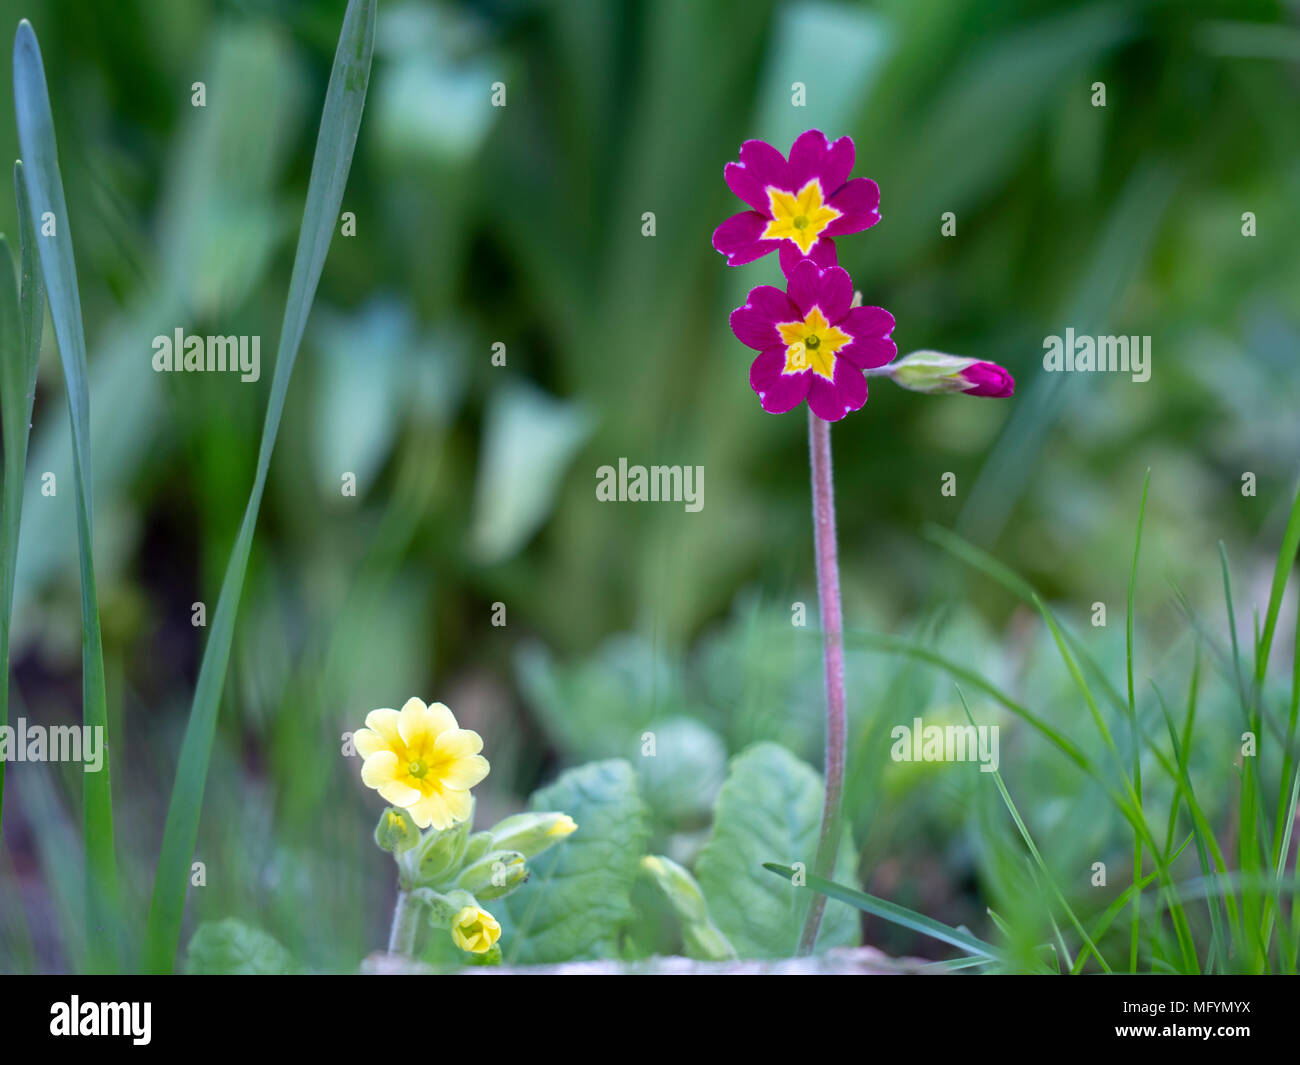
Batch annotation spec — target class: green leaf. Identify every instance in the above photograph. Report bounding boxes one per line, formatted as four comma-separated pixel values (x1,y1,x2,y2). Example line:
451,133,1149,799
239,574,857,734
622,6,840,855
514,634,685,760
502,760,650,963
0,159,43,846
697,743,859,958
184,919,299,975
469,380,593,563
143,0,376,974
636,716,726,827
13,20,118,971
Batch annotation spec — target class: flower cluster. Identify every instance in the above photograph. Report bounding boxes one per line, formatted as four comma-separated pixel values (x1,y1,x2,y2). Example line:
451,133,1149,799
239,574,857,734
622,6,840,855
715,130,1012,419
357,697,577,961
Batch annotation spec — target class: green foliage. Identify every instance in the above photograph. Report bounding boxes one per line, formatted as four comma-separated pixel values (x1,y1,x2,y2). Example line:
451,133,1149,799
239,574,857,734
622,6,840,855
697,743,858,958
502,760,650,963
14,19,118,971
0,159,43,849
185,919,300,975
143,0,376,974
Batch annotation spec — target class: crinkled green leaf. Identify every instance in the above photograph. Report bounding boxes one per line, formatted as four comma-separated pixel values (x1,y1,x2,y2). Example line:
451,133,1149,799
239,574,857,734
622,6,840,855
636,716,726,827
697,743,859,958
184,919,300,975
502,760,649,963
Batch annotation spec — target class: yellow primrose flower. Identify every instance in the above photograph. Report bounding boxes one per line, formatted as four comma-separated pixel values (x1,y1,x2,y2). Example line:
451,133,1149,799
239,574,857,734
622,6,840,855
355,698,489,829
450,905,501,954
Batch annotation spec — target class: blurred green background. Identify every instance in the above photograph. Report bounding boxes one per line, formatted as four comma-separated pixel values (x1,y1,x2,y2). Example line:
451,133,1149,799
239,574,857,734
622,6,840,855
2,0,1299,971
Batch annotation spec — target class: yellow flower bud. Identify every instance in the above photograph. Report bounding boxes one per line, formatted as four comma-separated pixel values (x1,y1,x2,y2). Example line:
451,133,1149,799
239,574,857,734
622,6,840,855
489,811,578,859
374,806,420,853
450,905,501,954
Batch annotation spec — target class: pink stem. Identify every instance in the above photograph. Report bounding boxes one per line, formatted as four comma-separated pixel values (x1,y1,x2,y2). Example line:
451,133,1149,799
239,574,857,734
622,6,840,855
798,408,848,955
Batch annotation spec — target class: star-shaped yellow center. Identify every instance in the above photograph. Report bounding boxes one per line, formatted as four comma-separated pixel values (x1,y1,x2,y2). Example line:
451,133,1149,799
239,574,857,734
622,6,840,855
777,307,851,381
761,180,841,254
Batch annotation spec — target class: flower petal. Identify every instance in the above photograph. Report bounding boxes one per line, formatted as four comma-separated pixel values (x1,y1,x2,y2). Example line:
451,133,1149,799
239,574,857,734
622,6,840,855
737,138,790,190
778,238,837,277
398,697,434,748
423,701,458,737
352,727,388,759
724,160,770,213
788,130,855,194
815,266,854,323
840,304,895,337
441,788,474,824
433,727,483,760
825,178,881,236
785,258,824,318
807,360,868,422
750,349,811,414
730,285,796,350
411,791,452,831
378,779,422,807
440,753,490,790
838,335,897,370
712,210,777,266
360,750,399,788
363,708,402,748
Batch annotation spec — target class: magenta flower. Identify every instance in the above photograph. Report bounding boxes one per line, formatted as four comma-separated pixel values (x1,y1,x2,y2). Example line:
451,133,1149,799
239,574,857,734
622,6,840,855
713,130,881,275
730,259,896,422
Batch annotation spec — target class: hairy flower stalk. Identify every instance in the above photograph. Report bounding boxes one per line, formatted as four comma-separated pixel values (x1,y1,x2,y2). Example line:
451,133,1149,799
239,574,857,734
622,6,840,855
798,409,848,954
387,890,420,955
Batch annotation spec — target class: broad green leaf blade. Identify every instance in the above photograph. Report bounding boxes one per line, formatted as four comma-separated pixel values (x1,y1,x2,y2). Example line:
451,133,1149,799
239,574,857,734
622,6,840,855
697,743,858,958
762,863,1002,960
184,919,300,975
502,759,650,963
143,0,376,974
13,19,118,971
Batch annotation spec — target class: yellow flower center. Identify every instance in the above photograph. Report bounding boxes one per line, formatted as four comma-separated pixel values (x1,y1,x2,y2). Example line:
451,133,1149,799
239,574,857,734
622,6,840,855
761,180,841,254
777,307,851,381
407,758,429,779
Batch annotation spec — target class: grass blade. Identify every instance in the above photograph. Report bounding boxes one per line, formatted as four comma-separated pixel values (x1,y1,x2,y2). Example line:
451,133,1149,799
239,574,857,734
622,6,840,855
1124,471,1149,972
956,686,1110,972
142,0,376,974
0,160,44,846
13,20,118,971
761,863,1003,961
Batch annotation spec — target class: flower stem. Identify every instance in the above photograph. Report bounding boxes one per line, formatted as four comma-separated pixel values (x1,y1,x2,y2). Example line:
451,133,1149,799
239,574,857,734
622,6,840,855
388,889,420,956
797,409,848,956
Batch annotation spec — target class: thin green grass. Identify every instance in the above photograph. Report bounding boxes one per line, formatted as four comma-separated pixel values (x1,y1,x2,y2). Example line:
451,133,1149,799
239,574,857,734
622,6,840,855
845,472,1300,973
0,160,44,849
761,863,1005,962
1124,471,1149,972
142,0,375,974
13,21,118,972
955,685,1110,972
